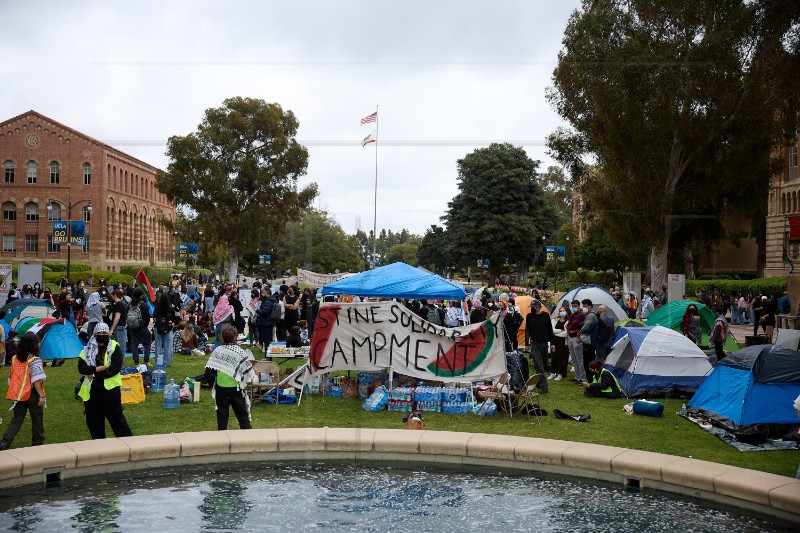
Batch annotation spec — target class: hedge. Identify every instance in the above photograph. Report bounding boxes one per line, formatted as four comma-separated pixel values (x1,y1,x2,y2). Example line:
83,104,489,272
118,265,212,286
42,262,91,273
685,277,787,297
43,271,131,287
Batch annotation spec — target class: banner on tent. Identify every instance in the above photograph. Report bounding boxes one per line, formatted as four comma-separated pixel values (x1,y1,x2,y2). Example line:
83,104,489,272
297,268,352,287
309,301,506,381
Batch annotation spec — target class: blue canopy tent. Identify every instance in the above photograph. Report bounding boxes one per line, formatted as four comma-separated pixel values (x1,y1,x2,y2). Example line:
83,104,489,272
321,262,466,300
39,320,84,360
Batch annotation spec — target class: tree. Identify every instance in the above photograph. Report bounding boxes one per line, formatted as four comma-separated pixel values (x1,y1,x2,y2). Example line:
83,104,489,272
441,143,560,281
273,210,362,274
417,225,452,274
157,97,317,281
573,232,630,278
386,239,420,266
540,165,572,223
547,0,800,287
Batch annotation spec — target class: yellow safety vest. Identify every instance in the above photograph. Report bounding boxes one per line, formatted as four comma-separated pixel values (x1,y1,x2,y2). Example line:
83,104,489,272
78,340,122,401
592,368,623,395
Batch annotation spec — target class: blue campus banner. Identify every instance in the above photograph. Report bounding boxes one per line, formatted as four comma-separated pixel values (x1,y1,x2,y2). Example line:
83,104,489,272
52,221,68,245
546,246,566,263
188,243,198,259
178,243,188,259
70,221,85,246
259,254,271,265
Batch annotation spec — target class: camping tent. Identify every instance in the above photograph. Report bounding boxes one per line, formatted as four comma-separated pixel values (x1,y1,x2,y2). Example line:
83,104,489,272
321,262,466,301
551,285,628,322
605,326,713,397
0,298,52,326
614,318,646,329
688,344,800,433
39,319,84,360
645,300,738,352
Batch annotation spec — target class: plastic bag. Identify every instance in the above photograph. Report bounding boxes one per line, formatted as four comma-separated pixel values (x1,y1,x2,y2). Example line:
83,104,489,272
362,385,389,412
472,399,497,416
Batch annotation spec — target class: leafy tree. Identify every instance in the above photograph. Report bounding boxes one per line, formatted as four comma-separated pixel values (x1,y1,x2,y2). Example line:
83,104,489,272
157,97,317,281
540,165,572,223
386,238,421,266
269,210,361,274
417,225,452,274
547,0,800,287
441,143,560,280
573,232,630,278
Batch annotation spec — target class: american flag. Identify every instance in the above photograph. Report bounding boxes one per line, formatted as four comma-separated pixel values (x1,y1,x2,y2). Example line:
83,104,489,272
361,132,375,146
360,111,377,125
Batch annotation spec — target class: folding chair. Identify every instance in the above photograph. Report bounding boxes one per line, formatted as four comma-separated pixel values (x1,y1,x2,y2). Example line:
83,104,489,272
516,374,543,424
476,373,515,418
248,361,281,406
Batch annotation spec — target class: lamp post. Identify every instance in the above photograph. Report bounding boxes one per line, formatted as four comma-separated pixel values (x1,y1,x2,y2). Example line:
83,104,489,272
48,199,92,283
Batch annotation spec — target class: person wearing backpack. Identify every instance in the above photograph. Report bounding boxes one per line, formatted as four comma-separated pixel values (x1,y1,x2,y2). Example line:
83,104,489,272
108,290,129,355
128,288,151,366
578,299,598,381
153,292,176,367
594,305,615,361
426,301,443,326
0,333,46,450
255,288,278,351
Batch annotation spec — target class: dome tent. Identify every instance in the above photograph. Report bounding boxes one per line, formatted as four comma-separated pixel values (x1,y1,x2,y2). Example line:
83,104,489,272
551,284,628,322
604,326,713,397
645,300,739,352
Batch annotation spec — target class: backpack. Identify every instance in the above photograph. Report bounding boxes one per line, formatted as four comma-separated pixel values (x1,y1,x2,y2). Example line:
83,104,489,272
270,299,281,321
127,303,143,329
156,314,171,334
426,306,442,325
597,314,614,344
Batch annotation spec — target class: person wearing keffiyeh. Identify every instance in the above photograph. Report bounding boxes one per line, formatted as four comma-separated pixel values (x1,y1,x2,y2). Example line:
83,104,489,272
211,292,235,351
204,326,256,430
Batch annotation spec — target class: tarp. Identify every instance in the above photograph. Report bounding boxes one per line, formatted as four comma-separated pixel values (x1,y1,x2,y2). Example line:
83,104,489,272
688,345,800,428
321,262,466,301
645,299,739,352
297,268,352,287
605,326,713,397
39,319,84,360
0,298,51,325
309,301,506,382
551,285,628,322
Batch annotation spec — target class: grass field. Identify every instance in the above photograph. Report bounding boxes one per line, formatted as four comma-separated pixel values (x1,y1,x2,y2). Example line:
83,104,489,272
4,347,798,478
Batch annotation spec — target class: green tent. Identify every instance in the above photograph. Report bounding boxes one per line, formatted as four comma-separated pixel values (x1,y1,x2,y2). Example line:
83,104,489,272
645,300,739,352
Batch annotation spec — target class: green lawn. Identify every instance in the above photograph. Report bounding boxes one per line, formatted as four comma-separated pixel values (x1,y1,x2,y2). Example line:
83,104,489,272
6,349,799,478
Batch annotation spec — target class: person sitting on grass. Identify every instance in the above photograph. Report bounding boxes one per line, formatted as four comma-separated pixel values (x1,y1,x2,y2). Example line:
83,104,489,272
204,326,256,431
286,326,302,348
179,321,204,356
582,360,622,399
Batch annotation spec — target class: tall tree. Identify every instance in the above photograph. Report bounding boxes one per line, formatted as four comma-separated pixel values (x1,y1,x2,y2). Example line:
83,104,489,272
157,97,317,280
441,143,560,281
273,210,362,274
417,225,452,275
548,0,800,287
540,165,572,223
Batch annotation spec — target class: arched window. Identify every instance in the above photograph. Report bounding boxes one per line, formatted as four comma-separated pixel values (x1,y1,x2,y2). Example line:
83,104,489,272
83,163,91,185
50,161,60,184
782,193,787,214
2,202,16,221
4,160,13,183
27,161,37,184
47,202,61,221
25,202,39,221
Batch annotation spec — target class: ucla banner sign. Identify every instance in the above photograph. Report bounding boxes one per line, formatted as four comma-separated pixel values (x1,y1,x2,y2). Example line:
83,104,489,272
69,221,85,246
52,221,68,245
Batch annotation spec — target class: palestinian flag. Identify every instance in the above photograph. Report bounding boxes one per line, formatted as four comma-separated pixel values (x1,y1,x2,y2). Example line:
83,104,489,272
134,269,157,312
26,318,63,339
783,246,794,274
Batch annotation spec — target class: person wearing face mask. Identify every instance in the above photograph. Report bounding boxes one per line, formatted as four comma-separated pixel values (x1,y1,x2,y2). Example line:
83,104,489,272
565,299,587,383
550,304,571,381
77,323,133,439
682,304,702,346
578,299,598,382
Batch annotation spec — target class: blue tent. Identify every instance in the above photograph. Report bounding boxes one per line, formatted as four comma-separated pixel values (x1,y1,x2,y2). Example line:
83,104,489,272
321,262,466,301
688,344,800,430
39,320,84,360
0,318,10,337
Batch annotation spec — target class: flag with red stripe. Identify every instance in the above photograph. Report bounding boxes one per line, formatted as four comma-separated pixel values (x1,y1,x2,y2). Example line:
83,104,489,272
134,269,157,306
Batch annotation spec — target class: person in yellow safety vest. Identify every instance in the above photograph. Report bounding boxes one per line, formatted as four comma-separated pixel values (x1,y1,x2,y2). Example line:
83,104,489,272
582,360,623,398
77,322,133,439
0,332,47,450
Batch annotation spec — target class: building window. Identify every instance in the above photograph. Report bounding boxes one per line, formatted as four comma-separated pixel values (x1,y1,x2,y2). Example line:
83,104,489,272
83,163,91,185
50,161,60,184
25,202,39,221
83,206,91,222
27,161,37,184
4,160,13,183
2,202,16,221
82,235,90,253
2,235,15,252
47,203,62,221
47,235,59,253
25,235,38,253
791,145,799,182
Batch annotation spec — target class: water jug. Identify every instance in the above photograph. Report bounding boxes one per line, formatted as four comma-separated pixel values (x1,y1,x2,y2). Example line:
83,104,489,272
152,366,167,393
163,379,180,409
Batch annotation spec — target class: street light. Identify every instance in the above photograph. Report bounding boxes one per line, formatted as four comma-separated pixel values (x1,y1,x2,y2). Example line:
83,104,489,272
47,199,92,283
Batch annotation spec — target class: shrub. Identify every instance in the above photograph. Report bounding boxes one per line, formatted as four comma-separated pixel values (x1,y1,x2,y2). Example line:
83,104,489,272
42,262,91,272
685,277,787,298
43,271,132,287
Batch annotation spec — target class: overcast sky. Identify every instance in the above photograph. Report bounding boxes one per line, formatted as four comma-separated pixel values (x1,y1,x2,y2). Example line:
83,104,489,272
2,0,582,236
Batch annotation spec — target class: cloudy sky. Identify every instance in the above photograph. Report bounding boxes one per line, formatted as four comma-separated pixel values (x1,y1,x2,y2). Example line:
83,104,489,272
2,0,582,236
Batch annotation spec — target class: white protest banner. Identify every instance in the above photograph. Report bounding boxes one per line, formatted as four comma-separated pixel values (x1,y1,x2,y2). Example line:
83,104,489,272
297,268,352,287
309,301,506,382
0,264,11,308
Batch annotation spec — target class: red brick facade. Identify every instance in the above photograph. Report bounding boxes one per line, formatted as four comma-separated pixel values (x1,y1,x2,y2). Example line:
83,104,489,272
0,110,176,272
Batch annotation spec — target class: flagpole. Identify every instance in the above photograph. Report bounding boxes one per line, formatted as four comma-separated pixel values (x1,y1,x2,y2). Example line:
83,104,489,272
372,105,379,269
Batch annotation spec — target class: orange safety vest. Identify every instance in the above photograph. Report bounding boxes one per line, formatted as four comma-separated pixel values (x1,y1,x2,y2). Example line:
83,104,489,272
6,356,44,402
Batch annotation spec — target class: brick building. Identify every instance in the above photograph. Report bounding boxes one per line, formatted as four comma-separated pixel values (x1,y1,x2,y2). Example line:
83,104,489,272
1,110,176,272
764,133,800,277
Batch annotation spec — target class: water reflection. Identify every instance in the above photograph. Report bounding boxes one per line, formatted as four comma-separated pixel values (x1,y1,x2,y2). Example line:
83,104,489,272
71,495,121,533
198,479,253,531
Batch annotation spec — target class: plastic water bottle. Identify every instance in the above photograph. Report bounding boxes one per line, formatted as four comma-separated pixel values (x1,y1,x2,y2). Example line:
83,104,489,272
163,379,180,409
152,366,167,393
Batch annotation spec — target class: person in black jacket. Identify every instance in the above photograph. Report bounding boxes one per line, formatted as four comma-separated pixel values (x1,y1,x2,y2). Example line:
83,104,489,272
524,300,554,393
582,360,622,398
255,288,276,350
128,288,152,365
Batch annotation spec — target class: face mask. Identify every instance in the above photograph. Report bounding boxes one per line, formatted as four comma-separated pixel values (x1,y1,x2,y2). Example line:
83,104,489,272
570,306,578,313
581,307,588,314
559,311,567,317
96,336,109,346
